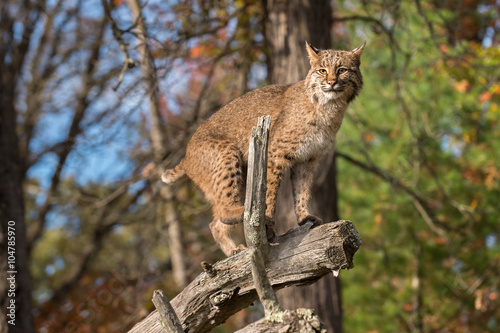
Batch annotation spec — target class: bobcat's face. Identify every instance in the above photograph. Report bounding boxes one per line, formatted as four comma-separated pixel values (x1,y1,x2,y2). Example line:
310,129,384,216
306,42,365,105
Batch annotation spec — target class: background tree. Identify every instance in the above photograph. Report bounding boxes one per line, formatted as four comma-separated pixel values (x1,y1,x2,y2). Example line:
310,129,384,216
263,1,343,332
0,0,38,329
333,1,499,331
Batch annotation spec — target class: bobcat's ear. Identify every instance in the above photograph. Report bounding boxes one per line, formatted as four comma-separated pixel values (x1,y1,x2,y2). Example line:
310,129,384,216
351,41,366,63
305,41,320,64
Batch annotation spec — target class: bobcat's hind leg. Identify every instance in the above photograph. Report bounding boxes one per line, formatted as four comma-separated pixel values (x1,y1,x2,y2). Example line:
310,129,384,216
210,143,246,226
184,139,246,225
209,219,246,256
184,139,246,256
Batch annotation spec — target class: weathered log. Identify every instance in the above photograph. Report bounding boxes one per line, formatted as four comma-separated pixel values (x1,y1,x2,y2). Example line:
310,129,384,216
235,308,327,333
127,220,361,333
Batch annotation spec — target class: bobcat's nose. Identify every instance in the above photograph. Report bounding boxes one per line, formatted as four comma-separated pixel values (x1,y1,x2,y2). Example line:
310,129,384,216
328,79,336,86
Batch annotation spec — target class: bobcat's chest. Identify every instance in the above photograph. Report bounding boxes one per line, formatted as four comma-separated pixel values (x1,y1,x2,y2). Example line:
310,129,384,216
294,128,335,162
293,107,344,162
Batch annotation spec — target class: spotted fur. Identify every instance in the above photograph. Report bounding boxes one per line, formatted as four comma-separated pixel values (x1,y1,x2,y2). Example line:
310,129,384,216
162,42,365,256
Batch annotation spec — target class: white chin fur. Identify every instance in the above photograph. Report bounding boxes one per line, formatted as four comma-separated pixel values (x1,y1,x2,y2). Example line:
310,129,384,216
316,90,342,104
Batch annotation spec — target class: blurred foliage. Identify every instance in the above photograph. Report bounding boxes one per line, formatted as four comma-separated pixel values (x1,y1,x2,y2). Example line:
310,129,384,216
13,0,499,332
335,0,499,332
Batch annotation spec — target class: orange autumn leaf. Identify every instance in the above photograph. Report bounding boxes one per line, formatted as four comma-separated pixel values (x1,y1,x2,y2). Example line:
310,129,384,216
190,45,202,58
484,164,498,189
403,303,413,312
436,237,446,245
455,79,470,93
363,132,374,143
141,162,155,177
190,44,213,58
480,91,492,103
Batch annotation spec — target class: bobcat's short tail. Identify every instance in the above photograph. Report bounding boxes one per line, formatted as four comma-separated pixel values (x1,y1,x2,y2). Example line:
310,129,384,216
161,161,187,184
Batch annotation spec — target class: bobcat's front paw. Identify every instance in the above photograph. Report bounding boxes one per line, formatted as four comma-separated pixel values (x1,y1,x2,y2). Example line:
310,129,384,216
298,215,323,228
231,244,246,256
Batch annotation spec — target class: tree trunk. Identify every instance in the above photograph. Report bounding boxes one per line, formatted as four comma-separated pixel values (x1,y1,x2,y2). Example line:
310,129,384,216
263,1,342,332
0,69,35,333
127,0,166,161
0,2,40,331
264,0,333,85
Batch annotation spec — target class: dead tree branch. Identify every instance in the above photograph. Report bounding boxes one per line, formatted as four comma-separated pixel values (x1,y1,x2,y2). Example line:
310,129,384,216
235,308,327,333
128,220,362,333
151,290,183,333
27,18,107,252
243,115,283,317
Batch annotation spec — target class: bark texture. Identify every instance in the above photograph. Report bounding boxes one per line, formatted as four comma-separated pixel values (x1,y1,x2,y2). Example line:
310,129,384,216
243,116,283,315
264,0,333,84
127,220,361,333
235,308,327,333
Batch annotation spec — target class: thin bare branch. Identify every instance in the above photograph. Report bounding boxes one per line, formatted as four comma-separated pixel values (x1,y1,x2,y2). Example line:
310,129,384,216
127,0,166,160
101,0,139,90
40,184,147,309
27,18,108,252
336,151,450,236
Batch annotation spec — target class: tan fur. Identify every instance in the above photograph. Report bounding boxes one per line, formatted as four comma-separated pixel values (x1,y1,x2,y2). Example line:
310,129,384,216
163,42,365,256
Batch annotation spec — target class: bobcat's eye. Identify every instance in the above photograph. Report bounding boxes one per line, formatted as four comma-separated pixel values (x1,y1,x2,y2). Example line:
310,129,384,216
337,68,347,74
318,69,327,75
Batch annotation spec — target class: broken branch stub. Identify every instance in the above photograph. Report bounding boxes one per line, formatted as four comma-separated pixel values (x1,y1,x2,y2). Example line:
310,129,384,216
235,308,327,333
244,115,271,258
243,115,283,316
151,290,183,333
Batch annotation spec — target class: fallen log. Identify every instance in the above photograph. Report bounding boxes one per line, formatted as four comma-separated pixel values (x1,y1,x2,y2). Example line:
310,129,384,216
128,220,361,333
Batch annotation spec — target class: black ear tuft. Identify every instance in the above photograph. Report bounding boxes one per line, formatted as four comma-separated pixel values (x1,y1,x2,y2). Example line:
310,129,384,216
306,41,320,54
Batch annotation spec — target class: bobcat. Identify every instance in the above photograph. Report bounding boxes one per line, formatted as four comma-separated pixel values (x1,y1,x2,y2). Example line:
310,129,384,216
162,41,365,256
